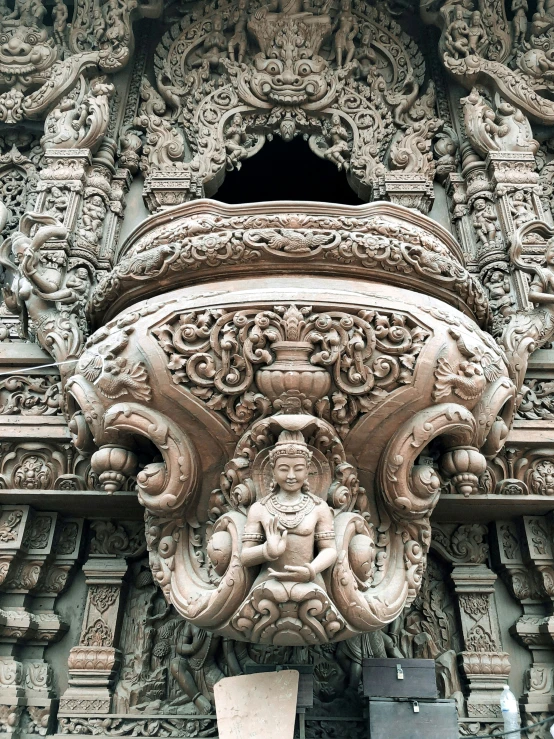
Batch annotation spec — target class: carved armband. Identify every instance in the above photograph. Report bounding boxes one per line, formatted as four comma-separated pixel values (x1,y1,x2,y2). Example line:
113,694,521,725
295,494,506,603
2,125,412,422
314,530,335,541
242,533,264,542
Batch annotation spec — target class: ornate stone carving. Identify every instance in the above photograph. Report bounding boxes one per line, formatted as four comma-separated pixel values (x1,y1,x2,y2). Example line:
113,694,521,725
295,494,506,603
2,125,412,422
133,0,441,211
67,200,517,647
154,302,430,436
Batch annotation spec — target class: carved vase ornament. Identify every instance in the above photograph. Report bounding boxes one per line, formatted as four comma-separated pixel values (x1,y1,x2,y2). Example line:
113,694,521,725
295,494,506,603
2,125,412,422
64,199,518,645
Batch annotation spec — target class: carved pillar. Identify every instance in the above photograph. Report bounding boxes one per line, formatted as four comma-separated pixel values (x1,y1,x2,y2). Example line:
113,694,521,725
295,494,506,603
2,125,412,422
493,517,554,714
59,558,127,714
36,149,92,236
486,152,543,311
453,565,510,719
73,140,116,269
432,523,510,720
0,506,83,735
59,520,143,715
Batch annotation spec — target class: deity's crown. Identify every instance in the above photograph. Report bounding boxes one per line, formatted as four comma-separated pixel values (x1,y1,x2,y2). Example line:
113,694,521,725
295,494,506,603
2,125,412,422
269,430,313,465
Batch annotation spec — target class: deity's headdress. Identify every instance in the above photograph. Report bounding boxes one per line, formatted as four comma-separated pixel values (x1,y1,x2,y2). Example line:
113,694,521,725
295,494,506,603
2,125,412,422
269,430,313,466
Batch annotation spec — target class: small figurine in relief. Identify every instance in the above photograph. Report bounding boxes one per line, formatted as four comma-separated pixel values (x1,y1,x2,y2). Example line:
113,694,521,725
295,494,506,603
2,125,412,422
444,6,471,58
225,112,249,171
193,14,227,70
80,194,106,245
45,186,69,221
512,0,528,47
510,191,534,228
353,24,377,81
170,622,240,714
255,0,320,21
92,6,105,43
486,270,516,320
228,0,248,63
333,0,359,67
52,0,68,46
240,430,337,585
472,198,498,247
323,113,350,171
537,0,554,17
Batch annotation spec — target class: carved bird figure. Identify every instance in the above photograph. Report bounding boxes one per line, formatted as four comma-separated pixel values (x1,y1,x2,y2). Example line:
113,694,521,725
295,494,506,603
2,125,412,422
433,356,487,401
449,327,503,382
97,357,152,402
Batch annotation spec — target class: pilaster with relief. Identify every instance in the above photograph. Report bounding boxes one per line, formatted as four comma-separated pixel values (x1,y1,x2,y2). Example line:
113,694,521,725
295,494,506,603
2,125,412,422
433,523,510,719
0,505,83,736
492,517,554,715
59,520,143,715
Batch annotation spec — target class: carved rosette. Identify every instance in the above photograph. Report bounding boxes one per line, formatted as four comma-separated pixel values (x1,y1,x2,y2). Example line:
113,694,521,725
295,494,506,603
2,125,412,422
68,200,516,645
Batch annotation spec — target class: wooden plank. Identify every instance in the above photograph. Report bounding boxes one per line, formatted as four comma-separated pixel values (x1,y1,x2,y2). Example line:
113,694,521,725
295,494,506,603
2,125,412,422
0,490,143,519
435,494,554,523
215,671,298,739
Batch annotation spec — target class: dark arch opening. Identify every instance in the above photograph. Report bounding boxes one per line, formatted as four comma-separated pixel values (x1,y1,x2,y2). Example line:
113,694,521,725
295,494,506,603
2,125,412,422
213,135,364,205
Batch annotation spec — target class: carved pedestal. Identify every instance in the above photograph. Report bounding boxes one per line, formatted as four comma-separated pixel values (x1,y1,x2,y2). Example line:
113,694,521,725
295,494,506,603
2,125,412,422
494,517,554,714
452,564,510,719
65,200,515,648
59,558,127,715
0,506,83,737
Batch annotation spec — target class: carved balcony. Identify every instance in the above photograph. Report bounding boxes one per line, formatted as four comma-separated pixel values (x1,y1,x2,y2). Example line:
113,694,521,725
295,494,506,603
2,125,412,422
67,199,515,646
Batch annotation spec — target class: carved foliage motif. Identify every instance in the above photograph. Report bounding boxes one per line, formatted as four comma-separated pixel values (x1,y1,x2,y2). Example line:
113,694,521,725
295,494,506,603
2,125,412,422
92,208,489,325
135,0,441,210
89,585,119,614
154,303,431,435
81,618,113,647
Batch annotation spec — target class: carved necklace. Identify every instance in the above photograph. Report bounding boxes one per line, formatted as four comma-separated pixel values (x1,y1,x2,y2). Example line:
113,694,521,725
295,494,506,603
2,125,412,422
266,493,316,529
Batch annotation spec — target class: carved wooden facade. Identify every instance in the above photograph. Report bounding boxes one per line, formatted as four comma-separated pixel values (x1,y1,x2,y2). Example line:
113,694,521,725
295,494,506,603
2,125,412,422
2,0,554,736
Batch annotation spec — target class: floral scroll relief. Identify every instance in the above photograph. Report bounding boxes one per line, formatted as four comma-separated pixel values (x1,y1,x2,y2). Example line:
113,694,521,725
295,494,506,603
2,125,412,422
153,304,431,436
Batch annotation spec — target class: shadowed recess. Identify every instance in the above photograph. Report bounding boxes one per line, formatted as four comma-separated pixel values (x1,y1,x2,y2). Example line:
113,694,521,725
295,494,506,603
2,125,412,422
214,136,364,205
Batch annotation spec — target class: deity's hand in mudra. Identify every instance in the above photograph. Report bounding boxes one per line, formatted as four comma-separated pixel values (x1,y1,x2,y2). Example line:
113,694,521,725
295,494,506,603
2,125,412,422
262,515,287,560
267,563,316,583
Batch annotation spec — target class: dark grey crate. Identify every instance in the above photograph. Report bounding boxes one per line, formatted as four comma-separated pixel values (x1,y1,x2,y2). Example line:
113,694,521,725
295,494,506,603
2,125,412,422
368,698,458,739
363,658,438,699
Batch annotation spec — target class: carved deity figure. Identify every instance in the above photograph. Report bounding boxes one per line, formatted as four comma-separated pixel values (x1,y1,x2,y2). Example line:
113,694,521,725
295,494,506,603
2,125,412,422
225,113,249,171
467,11,487,55
353,25,377,80
169,622,241,714
240,430,337,586
472,197,498,247
444,6,471,59
324,113,350,171
193,14,227,70
228,0,249,62
333,0,359,67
